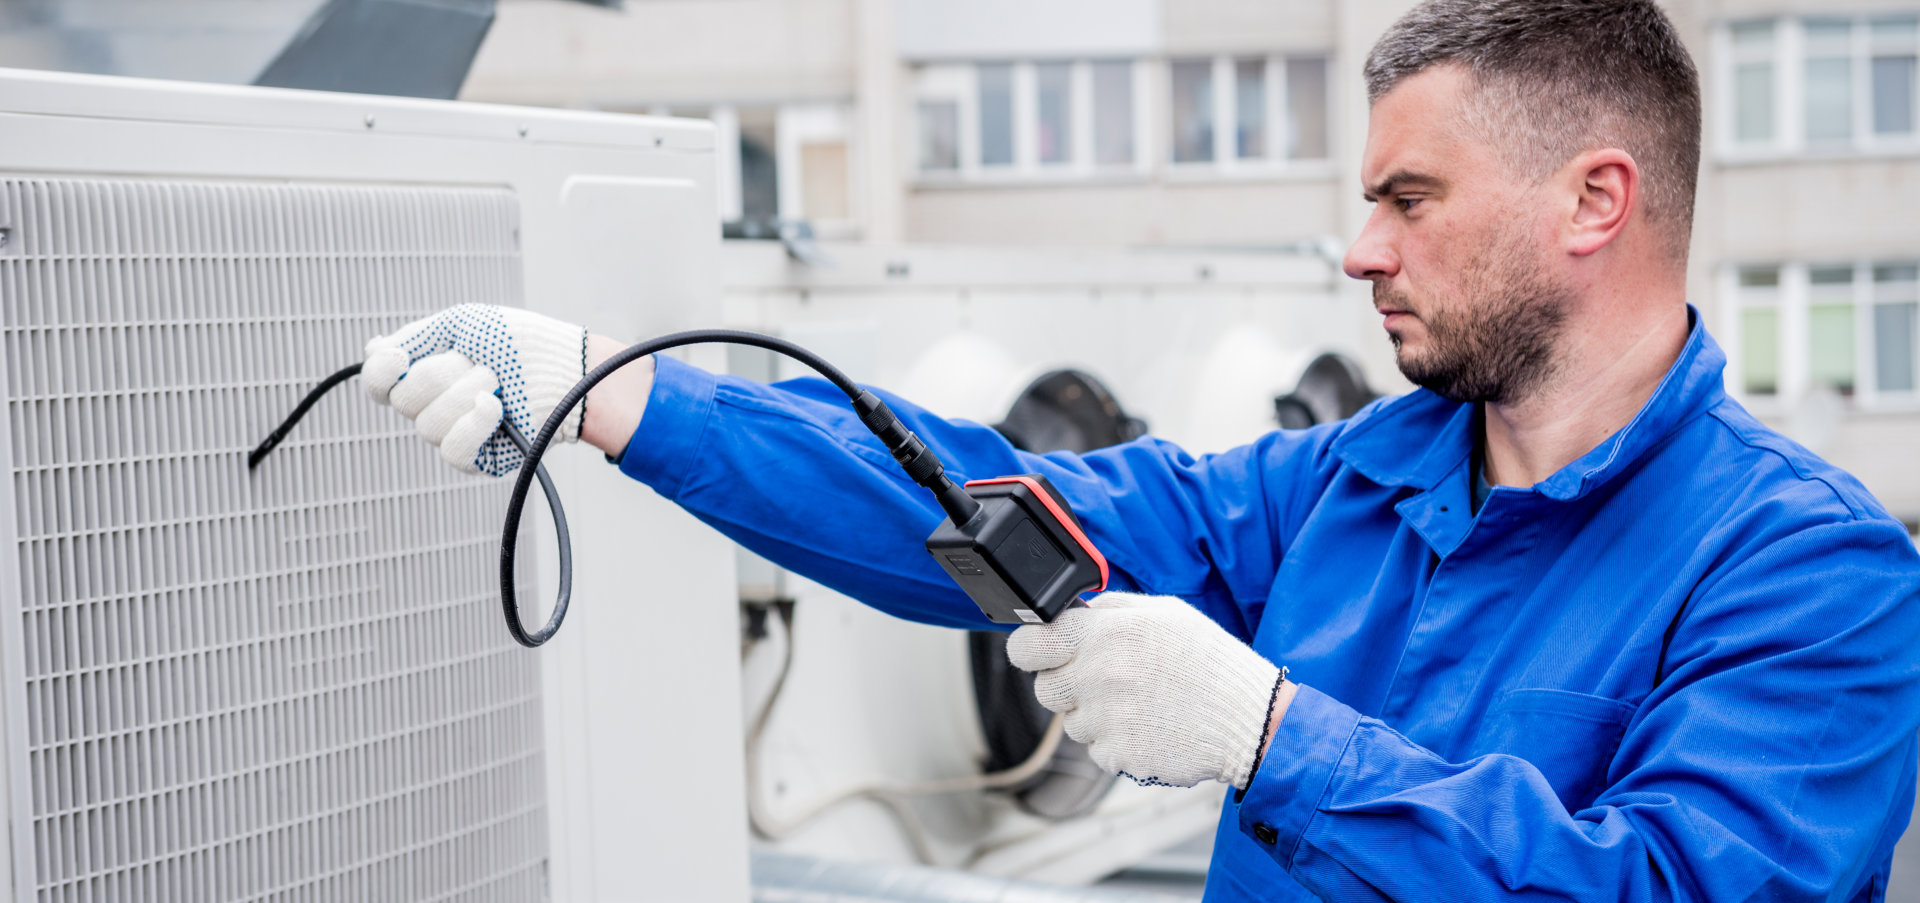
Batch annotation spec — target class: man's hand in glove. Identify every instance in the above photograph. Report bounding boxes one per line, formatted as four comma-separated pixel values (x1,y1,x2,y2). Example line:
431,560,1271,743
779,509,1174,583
1005,592,1296,790
362,304,653,475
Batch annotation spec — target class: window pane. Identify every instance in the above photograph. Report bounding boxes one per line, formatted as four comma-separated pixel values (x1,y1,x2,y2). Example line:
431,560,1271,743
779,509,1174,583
1235,58,1267,159
1806,19,1853,52
1871,17,1920,44
1036,62,1072,165
1875,264,1920,291
1740,265,1781,288
1171,59,1214,163
917,101,959,171
1810,303,1856,393
1092,61,1134,166
738,111,779,219
1809,264,1854,297
1286,57,1330,160
1872,55,1916,135
1806,56,1854,144
978,64,1014,167
1743,307,1780,395
1874,266,1918,392
1733,20,1775,50
1736,63,1775,143
1875,302,1918,392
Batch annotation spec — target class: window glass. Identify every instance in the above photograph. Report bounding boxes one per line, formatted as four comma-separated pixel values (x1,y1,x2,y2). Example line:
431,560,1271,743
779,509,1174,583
1092,61,1135,166
800,142,849,220
1805,20,1854,146
1871,18,1919,136
1286,57,1330,160
1171,59,1214,163
1743,308,1782,395
1873,56,1917,135
1036,62,1073,165
1733,21,1777,144
978,64,1014,167
1736,64,1776,142
1739,265,1782,396
1875,304,1918,392
917,101,959,171
1235,58,1267,159
1733,19,1776,49
738,109,779,219
1876,264,1920,392
1808,266,1856,394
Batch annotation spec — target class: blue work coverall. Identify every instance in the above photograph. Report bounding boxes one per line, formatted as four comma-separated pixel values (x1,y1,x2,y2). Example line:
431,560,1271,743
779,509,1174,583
616,311,1920,901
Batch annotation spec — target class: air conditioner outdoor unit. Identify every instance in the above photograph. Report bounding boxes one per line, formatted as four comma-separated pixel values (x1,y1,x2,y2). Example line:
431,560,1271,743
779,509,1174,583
0,68,748,902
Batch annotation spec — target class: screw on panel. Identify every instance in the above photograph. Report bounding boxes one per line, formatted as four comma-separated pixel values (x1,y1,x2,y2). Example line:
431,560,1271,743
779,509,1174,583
364,114,376,129
518,125,529,138
653,136,663,147
0,227,10,251
885,261,910,279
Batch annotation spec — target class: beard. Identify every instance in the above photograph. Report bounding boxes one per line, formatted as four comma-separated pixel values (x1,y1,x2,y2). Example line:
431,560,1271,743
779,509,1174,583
1379,235,1572,405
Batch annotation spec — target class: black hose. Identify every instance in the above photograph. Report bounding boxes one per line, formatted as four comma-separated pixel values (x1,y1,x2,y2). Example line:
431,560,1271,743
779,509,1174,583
254,329,971,649
247,365,366,470
502,329,978,647
249,364,573,646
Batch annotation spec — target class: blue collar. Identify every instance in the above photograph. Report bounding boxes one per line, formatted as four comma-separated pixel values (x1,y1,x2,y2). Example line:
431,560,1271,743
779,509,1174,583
1331,305,1726,503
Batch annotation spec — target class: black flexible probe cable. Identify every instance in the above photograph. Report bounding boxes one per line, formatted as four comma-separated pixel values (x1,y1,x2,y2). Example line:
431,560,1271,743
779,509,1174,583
252,330,980,649
249,363,575,644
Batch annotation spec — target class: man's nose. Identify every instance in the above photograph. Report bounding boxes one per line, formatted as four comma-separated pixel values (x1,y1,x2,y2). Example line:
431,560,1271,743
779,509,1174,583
1342,210,1399,282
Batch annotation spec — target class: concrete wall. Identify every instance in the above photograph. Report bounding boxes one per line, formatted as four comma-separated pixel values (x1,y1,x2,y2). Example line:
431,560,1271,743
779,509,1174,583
903,178,1340,246
1160,0,1336,55
895,0,1159,61
1704,161,1920,264
464,0,858,109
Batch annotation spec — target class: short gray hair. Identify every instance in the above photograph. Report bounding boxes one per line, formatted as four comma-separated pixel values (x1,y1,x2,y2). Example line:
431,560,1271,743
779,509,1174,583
1365,0,1701,263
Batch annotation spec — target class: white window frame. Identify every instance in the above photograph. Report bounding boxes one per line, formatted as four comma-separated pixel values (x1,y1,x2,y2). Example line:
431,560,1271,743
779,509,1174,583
911,59,1152,186
1163,53,1335,181
1722,260,1920,411
1716,14,1920,162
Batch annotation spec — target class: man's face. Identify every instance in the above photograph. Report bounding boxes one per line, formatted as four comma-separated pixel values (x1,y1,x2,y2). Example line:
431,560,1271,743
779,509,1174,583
1344,67,1571,405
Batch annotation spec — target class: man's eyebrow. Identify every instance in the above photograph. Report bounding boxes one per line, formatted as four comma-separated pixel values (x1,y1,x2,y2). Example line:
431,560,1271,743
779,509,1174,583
1362,171,1444,201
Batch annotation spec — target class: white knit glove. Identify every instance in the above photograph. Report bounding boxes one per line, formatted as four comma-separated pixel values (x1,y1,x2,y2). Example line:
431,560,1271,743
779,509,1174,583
1005,592,1283,790
362,304,588,476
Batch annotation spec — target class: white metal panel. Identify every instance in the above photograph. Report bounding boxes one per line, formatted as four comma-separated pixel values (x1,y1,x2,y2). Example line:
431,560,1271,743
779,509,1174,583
0,68,746,902
0,178,545,901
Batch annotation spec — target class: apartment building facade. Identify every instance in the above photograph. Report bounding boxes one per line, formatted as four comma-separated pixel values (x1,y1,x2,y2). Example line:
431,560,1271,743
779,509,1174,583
3,0,1912,519
461,0,1920,521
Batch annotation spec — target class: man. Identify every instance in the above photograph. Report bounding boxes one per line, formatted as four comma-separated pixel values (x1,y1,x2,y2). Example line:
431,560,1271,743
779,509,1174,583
362,0,1920,898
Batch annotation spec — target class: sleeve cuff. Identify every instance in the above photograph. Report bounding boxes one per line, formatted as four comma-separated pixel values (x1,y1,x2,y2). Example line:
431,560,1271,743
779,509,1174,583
1235,684,1362,868
615,353,719,500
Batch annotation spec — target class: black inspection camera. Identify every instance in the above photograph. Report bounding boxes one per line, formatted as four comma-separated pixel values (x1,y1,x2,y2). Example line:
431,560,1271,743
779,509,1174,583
252,329,1109,645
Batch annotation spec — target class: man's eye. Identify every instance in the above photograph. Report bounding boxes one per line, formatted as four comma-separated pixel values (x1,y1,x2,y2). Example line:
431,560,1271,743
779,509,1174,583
1396,197,1423,213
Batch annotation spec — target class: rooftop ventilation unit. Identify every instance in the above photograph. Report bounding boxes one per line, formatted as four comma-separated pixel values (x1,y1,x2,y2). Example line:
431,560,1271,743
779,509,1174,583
0,68,745,901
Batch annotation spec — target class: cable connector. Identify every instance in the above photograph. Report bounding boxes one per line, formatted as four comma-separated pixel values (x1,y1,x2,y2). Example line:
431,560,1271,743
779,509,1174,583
853,391,981,528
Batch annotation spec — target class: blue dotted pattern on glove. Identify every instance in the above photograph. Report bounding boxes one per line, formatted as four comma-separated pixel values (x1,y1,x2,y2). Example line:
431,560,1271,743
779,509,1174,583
1116,770,1181,789
396,304,532,476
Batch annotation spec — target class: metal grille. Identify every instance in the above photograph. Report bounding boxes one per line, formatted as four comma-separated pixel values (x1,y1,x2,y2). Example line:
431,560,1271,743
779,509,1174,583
0,179,548,901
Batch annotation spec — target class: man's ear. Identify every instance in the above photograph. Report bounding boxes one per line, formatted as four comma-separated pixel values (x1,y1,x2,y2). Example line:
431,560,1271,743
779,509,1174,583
1565,148,1637,258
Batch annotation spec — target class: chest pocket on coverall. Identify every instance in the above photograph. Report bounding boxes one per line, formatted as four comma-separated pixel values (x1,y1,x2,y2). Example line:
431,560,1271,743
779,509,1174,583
1472,688,1639,812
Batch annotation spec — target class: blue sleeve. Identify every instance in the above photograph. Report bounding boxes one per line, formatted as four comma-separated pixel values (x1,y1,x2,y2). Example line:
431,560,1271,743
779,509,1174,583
616,355,1344,636
1238,519,1920,901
